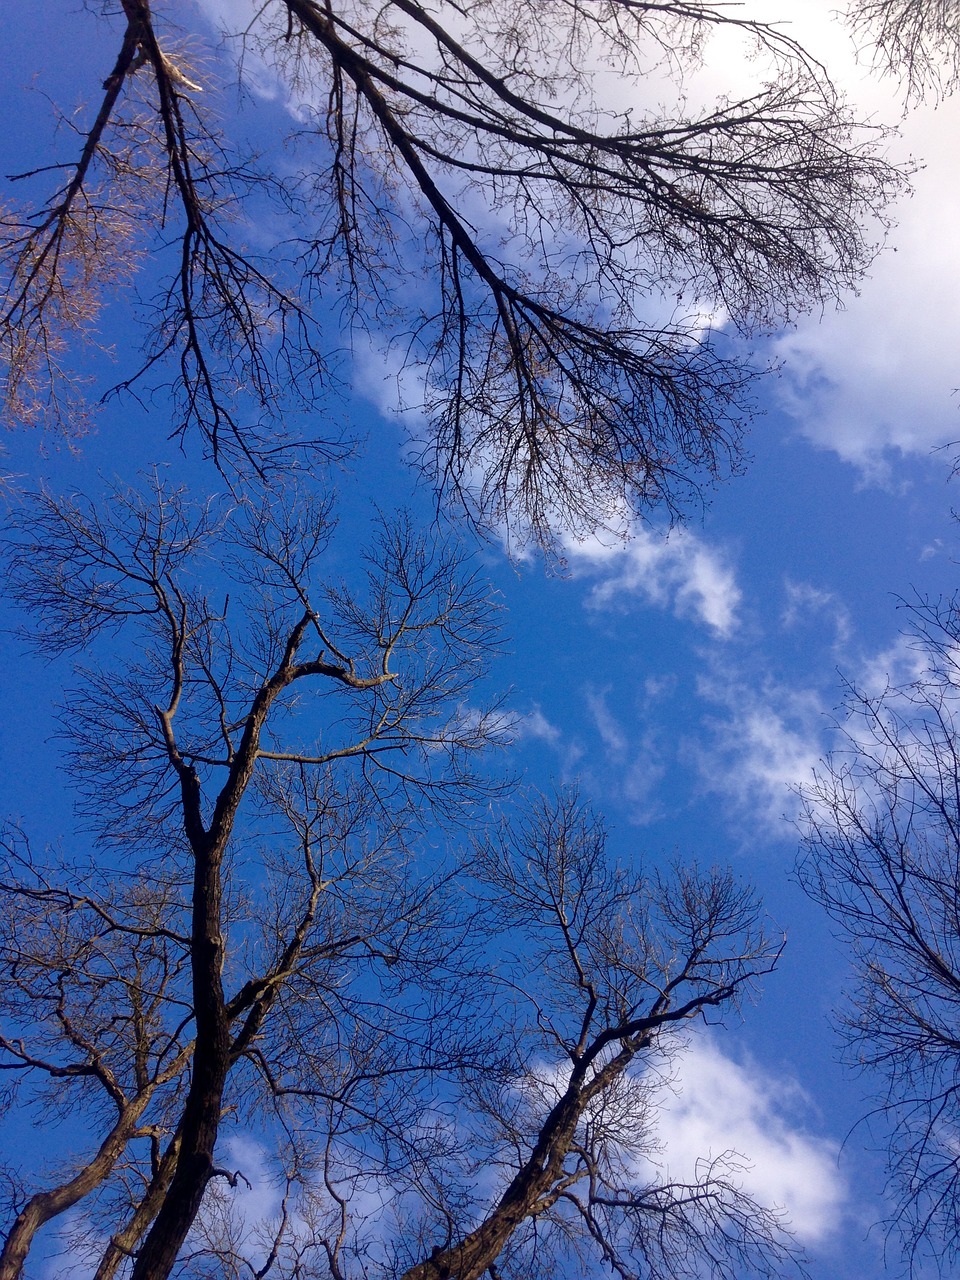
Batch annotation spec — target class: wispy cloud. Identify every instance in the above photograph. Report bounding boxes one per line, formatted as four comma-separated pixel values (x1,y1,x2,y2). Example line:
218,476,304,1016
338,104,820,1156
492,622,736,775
691,620,937,838
781,579,851,648
694,674,828,835
516,704,563,747
569,526,742,637
854,632,930,699
585,687,630,756
512,704,587,784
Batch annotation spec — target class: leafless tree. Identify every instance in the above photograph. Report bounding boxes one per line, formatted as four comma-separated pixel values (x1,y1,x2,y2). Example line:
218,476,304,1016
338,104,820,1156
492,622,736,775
799,594,960,1272
0,474,505,1279
0,0,906,547
0,477,795,1279
386,789,792,1280
180,792,794,1280
847,0,960,96
131,776,796,1280
0,835,195,1280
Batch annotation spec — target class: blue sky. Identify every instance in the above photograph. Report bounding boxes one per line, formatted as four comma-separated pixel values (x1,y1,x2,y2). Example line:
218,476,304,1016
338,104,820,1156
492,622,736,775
3,3,960,1277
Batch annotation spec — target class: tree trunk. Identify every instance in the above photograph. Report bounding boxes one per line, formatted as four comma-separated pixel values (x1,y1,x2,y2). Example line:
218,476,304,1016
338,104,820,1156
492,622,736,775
129,829,229,1280
0,1096,153,1280
400,1092,583,1280
94,1126,183,1280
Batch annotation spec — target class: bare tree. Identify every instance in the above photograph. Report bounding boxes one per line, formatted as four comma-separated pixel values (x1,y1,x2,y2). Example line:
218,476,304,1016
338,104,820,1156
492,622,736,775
847,0,960,95
799,594,960,1271
190,792,794,1280
0,835,194,1280
0,0,906,547
0,474,504,1279
387,789,792,1280
0,478,795,1280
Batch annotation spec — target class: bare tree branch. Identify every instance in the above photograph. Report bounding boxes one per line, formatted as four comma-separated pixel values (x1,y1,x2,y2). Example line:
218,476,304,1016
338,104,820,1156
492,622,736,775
0,1,907,545
800,593,960,1271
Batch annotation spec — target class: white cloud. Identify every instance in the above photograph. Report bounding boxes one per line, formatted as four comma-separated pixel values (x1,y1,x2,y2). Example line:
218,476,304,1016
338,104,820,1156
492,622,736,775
636,1,960,480
514,704,587,780
781,579,852,646
194,0,288,100
215,1135,284,1222
585,687,630,756
619,746,668,825
570,526,742,636
349,331,431,432
854,632,930,699
516,705,563,746
644,673,678,700
582,688,667,822
774,99,960,475
647,1039,846,1245
521,1037,846,1248
694,675,828,832
694,627,949,838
